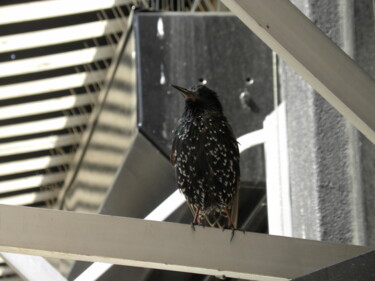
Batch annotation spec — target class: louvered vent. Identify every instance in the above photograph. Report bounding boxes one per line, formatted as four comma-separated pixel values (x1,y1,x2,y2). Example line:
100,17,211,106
0,0,133,279
0,0,225,279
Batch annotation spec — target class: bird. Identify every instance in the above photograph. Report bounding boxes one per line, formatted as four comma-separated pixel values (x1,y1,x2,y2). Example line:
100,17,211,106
170,84,240,235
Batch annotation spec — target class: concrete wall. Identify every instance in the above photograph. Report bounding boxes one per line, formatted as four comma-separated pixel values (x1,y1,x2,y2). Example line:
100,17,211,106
279,0,375,246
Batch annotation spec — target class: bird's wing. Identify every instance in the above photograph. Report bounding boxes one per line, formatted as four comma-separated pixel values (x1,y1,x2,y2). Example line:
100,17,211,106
170,137,177,166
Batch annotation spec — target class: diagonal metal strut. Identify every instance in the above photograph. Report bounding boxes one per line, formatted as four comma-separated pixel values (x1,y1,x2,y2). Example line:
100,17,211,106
222,0,375,144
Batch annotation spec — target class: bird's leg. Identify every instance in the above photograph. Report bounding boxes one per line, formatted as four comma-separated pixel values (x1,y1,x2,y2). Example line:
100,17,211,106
225,207,236,241
191,207,200,231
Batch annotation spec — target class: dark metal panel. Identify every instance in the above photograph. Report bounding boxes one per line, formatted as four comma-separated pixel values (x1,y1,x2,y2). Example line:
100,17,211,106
134,12,273,185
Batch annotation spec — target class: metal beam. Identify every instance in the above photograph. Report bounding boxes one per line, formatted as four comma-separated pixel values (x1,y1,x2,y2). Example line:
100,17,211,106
0,71,105,100
264,103,292,237
0,134,81,157
0,46,114,78
0,154,74,177
0,0,131,25
0,20,123,53
1,252,67,281
0,94,97,120
0,190,59,205
0,172,66,194
0,114,89,139
0,204,370,281
221,0,375,144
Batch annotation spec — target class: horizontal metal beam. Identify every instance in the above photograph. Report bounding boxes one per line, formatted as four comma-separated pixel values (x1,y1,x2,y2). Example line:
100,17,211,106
1,252,67,281
0,204,370,281
0,114,89,139
0,172,66,194
0,94,97,120
0,71,105,100
0,19,124,53
0,0,131,25
0,154,74,177
222,0,375,144
0,46,114,78
0,134,81,157
0,190,59,205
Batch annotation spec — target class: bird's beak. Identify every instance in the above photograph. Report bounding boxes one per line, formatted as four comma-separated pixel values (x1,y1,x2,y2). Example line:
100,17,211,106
171,84,195,100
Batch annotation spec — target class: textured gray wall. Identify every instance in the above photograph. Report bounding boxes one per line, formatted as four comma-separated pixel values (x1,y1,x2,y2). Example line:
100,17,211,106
280,0,375,245
354,0,375,247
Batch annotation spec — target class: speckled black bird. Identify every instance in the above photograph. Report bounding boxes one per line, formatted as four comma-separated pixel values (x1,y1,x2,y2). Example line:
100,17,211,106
170,84,240,231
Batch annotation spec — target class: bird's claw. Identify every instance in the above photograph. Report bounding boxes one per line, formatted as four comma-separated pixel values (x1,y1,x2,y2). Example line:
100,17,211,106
191,222,196,231
230,226,235,241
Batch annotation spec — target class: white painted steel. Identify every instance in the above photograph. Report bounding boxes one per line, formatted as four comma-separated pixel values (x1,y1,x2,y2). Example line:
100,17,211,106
0,71,105,100
222,0,375,144
0,134,81,157
0,154,74,177
0,20,123,52
0,115,89,139
76,190,186,281
1,252,67,281
0,172,66,194
0,46,114,78
74,263,112,281
0,205,370,281
264,103,292,237
144,190,186,222
237,129,266,153
0,0,131,25
0,190,59,205
0,265,14,276
0,94,97,120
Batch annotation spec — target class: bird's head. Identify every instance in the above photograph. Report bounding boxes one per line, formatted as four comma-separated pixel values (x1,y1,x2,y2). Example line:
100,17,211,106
171,84,223,113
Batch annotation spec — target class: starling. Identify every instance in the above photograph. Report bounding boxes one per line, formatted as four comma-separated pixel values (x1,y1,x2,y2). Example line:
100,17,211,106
170,84,240,233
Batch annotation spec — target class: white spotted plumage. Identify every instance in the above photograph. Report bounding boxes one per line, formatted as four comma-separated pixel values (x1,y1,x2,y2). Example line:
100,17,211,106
171,109,239,216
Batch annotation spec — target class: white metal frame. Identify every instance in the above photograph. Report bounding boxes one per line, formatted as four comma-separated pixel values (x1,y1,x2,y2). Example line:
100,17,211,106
0,204,370,281
0,253,67,281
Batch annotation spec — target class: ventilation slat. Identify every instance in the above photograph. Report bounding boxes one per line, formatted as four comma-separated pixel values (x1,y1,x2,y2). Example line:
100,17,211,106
0,0,131,25
0,114,89,139
0,70,106,100
0,189,60,205
0,46,114,78
0,277,22,281
0,134,82,157
0,19,124,53
0,154,74,177
0,172,66,194
64,188,110,211
0,94,97,120
0,265,14,277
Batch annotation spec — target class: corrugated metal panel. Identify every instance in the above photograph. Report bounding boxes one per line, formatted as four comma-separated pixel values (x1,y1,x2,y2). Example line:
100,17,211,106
0,0,131,278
